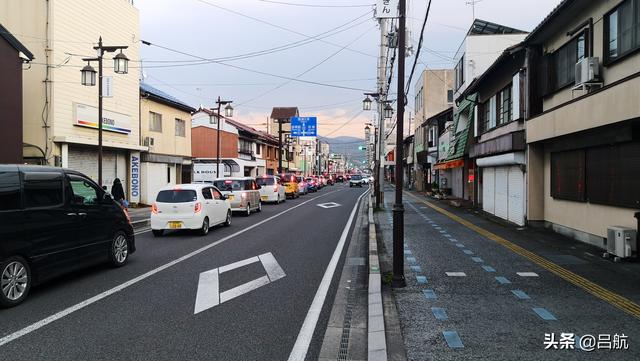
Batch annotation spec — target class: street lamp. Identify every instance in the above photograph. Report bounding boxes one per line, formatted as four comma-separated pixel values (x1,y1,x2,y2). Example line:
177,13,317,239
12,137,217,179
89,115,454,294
362,96,372,111
80,37,128,187
212,96,233,178
384,103,394,119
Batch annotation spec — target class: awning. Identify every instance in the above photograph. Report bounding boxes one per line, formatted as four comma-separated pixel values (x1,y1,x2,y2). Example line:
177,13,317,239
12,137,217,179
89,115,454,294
476,152,525,167
434,159,465,170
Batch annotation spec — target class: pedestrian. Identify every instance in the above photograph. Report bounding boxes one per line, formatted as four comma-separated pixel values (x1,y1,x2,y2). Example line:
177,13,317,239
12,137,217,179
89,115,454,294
110,178,126,207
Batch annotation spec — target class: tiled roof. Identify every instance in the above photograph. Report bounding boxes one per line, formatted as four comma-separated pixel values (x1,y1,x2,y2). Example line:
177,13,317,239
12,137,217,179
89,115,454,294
467,19,527,36
195,106,278,145
140,82,195,113
270,107,299,119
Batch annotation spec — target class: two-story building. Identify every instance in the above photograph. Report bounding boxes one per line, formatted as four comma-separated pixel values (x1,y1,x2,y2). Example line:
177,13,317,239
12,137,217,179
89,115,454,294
1,0,143,194
415,107,453,192
0,23,34,164
191,108,241,179
138,83,195,205
525,0,640,246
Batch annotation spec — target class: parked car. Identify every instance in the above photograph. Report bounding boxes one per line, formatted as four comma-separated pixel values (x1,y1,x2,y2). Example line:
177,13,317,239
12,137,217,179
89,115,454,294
336,175,345,183
151,184,231,237
280,174,299,199
349,174,364,187
296,176,309,195
0,165,136,307
324,175,334,186
213,178,262,216
256,175,286,204
305,177,318,192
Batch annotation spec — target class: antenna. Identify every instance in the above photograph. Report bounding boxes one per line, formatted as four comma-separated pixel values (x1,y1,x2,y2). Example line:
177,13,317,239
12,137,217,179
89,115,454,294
465,0,483,20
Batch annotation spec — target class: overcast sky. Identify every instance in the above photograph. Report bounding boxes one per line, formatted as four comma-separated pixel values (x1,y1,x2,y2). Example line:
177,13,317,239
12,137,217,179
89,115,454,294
137,0,561,138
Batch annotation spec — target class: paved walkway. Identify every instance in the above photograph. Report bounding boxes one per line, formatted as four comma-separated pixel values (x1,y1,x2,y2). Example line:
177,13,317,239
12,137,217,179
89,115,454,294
376,186,640,361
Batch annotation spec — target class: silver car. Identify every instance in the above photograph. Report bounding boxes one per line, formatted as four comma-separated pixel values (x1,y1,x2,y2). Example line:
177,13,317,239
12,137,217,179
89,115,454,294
213,177,262,216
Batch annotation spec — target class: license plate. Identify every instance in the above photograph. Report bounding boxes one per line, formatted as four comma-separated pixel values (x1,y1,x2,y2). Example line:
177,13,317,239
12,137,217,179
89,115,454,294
168,221,182,229
227,195,235,201
261,196,268,200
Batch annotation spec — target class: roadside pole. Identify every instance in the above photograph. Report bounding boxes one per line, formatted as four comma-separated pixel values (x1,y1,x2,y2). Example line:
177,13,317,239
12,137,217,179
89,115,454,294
376,17,388,209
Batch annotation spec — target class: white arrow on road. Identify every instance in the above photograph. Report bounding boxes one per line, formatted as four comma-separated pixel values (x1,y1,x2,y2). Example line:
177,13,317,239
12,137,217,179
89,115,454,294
194,252,286,314
317,202,341,209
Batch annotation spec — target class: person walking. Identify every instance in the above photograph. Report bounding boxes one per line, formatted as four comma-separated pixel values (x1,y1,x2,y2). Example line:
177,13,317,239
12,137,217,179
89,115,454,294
110,178,126,207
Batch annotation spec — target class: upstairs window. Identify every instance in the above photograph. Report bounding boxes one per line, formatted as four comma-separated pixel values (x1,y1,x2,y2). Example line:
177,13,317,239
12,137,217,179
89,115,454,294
149,112,162,132
175,119,186,137
552,33,586,90
605,0,640,63
447,89,454,103
498,86,512,125
454,55,465,90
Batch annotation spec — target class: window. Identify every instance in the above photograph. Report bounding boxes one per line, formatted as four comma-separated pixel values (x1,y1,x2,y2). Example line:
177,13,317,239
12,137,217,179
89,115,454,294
551,150,586,202
553,38,578,89
23,172,64,208
447,89,454,103
0,171,21,211
606,0,640,62
239,139,252,154
498,85,512,125
586,142,640,208
482,100,491,132
175,118,186,137
256,144,261,155
149,112,162,132
202,188,213,200
211,188,222,200
69,175,100,205
454,55,465,90
156,189,197,203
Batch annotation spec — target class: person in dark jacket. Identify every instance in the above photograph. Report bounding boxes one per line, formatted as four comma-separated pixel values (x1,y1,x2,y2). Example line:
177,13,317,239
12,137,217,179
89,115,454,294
111,178,126,205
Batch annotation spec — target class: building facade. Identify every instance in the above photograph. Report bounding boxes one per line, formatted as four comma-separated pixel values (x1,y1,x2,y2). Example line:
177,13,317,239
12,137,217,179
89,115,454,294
138,83,195,205
1,0,142,196
0,23,33,164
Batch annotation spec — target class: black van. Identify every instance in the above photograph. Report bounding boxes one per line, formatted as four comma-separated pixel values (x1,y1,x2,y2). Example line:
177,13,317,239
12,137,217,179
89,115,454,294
0,165,136,307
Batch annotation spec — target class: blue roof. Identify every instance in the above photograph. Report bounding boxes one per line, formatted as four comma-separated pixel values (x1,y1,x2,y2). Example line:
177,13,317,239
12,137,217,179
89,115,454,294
140,82,195,112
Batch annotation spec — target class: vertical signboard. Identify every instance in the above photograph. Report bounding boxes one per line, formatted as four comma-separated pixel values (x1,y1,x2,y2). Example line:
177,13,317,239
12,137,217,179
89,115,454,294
130,151,141,203
376,0,399,18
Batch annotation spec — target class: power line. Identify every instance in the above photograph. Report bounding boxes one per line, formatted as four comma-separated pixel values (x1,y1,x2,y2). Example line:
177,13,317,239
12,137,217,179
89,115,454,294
257,0,374,8
194,0,377,59
318,110,365,138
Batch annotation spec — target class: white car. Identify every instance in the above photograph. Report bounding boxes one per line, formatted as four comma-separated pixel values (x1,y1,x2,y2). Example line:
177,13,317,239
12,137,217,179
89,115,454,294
349,174,365,187
256,175,286,204
151,184,231,237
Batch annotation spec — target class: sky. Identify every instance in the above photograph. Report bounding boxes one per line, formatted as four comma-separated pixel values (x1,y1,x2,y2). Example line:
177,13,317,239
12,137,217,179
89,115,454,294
136,0,562,138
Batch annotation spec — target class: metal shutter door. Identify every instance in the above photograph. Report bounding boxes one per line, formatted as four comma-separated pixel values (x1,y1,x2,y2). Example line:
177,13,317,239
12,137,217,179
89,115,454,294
68,147,117,187
507,166,525,226
452,167,463,198
494,167,508,220
482,167,495,214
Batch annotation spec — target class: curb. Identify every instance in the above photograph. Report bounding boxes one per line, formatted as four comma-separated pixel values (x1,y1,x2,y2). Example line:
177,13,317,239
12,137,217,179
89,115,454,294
368,193,388,361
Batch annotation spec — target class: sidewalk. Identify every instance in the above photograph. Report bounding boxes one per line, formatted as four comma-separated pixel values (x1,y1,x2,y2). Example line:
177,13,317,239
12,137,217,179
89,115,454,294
376,185,640,361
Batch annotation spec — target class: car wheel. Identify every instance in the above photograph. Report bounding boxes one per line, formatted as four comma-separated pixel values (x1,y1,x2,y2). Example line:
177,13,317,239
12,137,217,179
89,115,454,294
109,231,129,267
0,256,31,308
257,201,262,212
199,217,210,236
245,204,251,216
276,195,280,204
224,210,232,227
152,229,164,237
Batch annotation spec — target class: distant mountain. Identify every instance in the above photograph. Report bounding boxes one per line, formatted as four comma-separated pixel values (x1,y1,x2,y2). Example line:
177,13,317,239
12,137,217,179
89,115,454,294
323,136,367,165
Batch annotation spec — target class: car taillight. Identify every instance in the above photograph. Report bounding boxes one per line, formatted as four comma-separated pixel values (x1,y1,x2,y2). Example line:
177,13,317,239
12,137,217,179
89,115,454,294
273,184,278,191
152,203,158,214
241,192,248,198
194,202,202,213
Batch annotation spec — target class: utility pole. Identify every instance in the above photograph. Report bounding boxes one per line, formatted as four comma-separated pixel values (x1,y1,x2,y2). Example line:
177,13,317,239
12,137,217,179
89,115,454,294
376,17,389,209
392,0,407,288
278,119,283,174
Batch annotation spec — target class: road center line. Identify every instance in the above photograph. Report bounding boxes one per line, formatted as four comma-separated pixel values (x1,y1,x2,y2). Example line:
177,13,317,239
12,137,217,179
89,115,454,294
0,188,347,347
287,190,369,361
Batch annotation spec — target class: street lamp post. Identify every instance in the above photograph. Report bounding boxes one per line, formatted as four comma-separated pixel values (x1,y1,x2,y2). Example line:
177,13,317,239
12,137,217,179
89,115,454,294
210,97,233,178
80,37,128,187
392,0,407,288
363,93,383,208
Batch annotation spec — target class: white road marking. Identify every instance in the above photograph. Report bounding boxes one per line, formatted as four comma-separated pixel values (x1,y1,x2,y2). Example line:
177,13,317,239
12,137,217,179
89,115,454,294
219,256,260,274
517,272,539,277
260,252,286,282
194,269,220,314
446,272,467,277
0,189,346,348
288,190,369,361
317,202,341,209
220,276,270,304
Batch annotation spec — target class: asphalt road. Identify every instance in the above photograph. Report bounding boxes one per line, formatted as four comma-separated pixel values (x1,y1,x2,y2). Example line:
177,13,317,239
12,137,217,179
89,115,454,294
0,183,369,361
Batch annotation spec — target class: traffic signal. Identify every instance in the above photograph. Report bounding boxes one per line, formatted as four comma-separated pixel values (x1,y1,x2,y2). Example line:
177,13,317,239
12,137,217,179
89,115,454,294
358,145,366,151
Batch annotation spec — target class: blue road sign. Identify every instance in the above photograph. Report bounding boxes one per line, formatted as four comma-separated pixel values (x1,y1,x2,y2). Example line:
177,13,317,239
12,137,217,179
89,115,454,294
290,116,317,137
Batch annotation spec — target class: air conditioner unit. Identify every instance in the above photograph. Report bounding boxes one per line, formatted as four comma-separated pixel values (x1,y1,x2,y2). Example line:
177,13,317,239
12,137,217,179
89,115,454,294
575,57,600,85
144,137,155,147
606,226,637,259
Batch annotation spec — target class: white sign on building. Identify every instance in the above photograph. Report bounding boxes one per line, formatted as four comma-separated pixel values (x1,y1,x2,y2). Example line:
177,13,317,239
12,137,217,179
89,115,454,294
376,0,399,18
129,151,141,203
74,103,132,134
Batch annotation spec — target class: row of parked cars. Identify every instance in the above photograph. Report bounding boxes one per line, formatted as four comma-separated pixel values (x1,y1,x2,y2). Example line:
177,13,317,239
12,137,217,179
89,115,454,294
150,174,335,237
0,164,357,307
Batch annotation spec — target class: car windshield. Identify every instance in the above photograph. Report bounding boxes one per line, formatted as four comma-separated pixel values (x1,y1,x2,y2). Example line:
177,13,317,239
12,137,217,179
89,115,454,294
281,175,297,183
351,175,362,180
156,189,197,203
256,178,275,186
213,180,245,192
296,176,304,182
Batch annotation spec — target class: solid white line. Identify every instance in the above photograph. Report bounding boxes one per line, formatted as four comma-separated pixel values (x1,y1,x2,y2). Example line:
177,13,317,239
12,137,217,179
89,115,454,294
259,252,286,282
194,269,220,314
287,189,369,361
446,272,467,277
219,256,260,274
0,189,346,347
